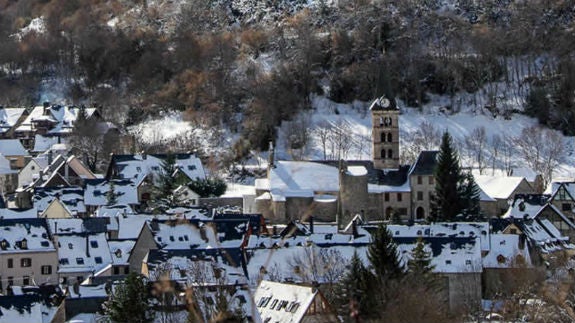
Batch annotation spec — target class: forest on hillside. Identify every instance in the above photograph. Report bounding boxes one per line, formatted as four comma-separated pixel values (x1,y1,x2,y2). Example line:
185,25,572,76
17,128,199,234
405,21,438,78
0,0,574,157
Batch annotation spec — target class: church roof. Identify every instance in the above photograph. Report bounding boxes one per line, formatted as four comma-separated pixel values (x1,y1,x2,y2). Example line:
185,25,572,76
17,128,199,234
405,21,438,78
369,96,398,111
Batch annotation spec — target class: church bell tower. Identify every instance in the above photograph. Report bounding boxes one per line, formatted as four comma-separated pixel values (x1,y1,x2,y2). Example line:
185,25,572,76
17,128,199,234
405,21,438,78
371,96,399,170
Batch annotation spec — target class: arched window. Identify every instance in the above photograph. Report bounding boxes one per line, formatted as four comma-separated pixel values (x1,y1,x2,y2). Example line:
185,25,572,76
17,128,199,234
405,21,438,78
380,132,385,143
379,117,384,126
388,149,393,159
416,207,425,219
387,133,392,142
381,149,386,158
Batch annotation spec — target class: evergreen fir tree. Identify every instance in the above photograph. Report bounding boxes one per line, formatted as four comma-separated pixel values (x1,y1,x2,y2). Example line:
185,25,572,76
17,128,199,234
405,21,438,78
158,154,177,199
431,131,464,222
367,224,404,280
334,251,370,320
106,181,118,206
407,237,434,275
105,272,154,323
460,172,481,220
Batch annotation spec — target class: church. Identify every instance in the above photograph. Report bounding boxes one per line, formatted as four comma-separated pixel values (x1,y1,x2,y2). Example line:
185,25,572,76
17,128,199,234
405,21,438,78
252,96,443,225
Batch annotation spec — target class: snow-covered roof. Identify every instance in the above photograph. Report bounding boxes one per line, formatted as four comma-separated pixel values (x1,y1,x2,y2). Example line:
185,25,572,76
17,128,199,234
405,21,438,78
16,105,97,135
117,215,150,240
149,220,239,249
47,218,109,235
84,179,139,206
108,240,135,266
482,234,532,268
0,154,16,174
387,222,491,251
395,237,483,273
0,139,27,156
260,161,341,200
66,283,108,299
95,204,135,218
56,233,112,274
0,218,55,253
108,154,205,185
0,107,25,134
145,249,246,284
34,186,86,215
32,135,60,153
254,280,317,323
0,292,61,323
0,208,37,219
475,175,527,199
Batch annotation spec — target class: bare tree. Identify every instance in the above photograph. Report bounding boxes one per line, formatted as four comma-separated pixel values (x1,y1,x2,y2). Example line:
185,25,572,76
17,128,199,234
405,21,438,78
464,126,487,174
489,134,502,175
401,121,441,164
515,125,565,188
313,121,332,160
327,120,353,160
289,246,346,302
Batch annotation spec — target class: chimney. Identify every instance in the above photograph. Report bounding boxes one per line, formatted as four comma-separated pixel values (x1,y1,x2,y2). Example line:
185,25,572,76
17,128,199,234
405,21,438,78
352,219,358,238
272,225,278,236
309,216,314,234
85,235,90,257
43,102,50,115
48,150,53,165
268,141,275,168
65,163,69,182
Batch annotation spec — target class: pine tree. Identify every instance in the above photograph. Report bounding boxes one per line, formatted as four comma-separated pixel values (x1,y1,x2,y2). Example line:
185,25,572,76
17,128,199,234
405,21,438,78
367,224,404,280
431,131,464,222
334,251,370,320
106,181,118,206
460,172,481,220
407,237,434,275
158,154,177,199
105,272,154,323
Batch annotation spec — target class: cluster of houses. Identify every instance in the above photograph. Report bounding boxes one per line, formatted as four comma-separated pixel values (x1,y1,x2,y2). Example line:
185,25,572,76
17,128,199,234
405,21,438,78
0,99,574,322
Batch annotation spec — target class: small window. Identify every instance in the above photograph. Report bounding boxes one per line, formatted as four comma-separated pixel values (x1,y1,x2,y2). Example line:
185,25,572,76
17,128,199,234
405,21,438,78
397,193,402,202
388,149,393,159
384,193,389,202
417,191,423,201
465,260,472,265
188,165,196,171
60,258,69,265
1,240,7,250
151,166,160,171
562,203,571,211
115,249,122,258
387,133,392,142
124,267,129,274
113,267,120,275
7,258,13,268
90,241,99,248
270,299,278,310
7,277,13,286
445,260,452,265
95,257,103,264
136,166,142,172
21,258,32,267
381,149,386,159
68,243,73,249
77,276,84,283
23,276,30,285
41,265,52,275
31,166,35,170
20,239,27,249
76,258,85,265
417,176,422,185
41,241,49,247
510,228,518,234
169,236,174,242
429,176,434,185
183,235,189,241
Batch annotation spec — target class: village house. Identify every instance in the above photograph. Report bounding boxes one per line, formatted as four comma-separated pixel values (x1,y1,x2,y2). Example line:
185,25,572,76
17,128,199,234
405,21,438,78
475,175,535,216
545,181,575,224
0,219,59,294
105,153,206,210
34,187,86,218
0,139,29,170
0,106,27,140
0,154,18,196
14,103,99,150
254,280,338,323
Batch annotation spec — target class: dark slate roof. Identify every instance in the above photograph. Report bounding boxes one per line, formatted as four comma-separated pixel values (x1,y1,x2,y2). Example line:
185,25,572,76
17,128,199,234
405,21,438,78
0,285,64,321
0,195,5,209
212,214,262,237
514,194,550,207
82,218,109,234
312,160,410,186
409,151,439,176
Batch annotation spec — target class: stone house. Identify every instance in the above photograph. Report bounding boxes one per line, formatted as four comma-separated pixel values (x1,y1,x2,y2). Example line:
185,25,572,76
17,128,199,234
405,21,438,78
475,176,535,216
0,139,29,170
0,219,59,293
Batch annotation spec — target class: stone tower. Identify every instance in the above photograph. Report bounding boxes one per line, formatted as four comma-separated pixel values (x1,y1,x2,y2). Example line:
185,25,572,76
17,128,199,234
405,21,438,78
371,96,399,170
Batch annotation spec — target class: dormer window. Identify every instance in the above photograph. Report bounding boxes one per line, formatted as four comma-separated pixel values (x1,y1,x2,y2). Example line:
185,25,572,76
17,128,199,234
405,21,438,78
90,241,99,248
20,239,27,249
1,239,7,250
115,249,122,258
136,167,142,173
188,165,196,171
68,243,73,249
